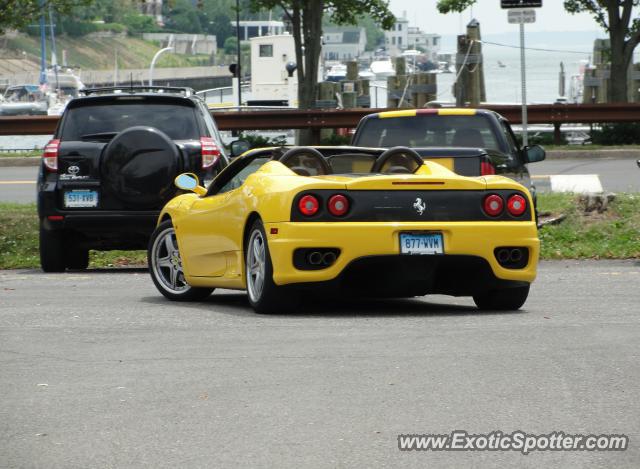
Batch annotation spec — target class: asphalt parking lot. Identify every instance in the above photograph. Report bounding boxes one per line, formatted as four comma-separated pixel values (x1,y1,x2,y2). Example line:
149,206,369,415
1,260,638,468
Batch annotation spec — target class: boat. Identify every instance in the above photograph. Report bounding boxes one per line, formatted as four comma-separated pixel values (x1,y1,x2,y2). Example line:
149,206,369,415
46,68,85,115
498,60,506,68
326,64,347,82
0,85,48,116
369,58,395,79
358,69,375,80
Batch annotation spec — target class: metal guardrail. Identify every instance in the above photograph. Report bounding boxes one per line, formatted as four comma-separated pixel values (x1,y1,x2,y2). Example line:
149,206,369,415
1,104,640,135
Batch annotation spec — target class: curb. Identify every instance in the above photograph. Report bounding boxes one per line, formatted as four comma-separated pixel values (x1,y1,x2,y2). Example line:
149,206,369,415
545,149,640,160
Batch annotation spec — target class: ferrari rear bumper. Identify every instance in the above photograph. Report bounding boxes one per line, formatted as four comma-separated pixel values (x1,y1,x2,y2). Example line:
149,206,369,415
265,221,539,289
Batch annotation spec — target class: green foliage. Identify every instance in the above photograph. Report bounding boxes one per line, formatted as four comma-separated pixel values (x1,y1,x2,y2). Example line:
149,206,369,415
591,123,640,145
122,13,158,34
58,19,99,37
436,0,477,14
320,132,351,145
238,133,288,148
0,0,92,33
164,0,203,34
223,36,237,55
206,12,233,44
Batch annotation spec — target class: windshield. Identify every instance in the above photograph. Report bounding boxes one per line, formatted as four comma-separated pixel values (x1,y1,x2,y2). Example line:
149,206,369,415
355,115,501,152
61,102,200,141
4,86,45,102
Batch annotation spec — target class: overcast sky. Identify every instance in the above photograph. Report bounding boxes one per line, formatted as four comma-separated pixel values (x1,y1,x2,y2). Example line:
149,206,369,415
387,0,606,35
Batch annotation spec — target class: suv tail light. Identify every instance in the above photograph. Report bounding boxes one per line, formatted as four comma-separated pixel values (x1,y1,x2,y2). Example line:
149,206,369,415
42,139,60,172
481,160,496,175
200,136,220,169
483,194,504,217
507,194,527,216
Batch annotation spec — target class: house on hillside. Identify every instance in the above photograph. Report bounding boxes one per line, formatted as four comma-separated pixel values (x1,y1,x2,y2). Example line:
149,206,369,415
322,27,367,61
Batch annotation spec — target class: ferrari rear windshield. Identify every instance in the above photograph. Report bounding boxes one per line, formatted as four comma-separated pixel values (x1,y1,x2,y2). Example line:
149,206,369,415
356,114,500,151
61,102,200,141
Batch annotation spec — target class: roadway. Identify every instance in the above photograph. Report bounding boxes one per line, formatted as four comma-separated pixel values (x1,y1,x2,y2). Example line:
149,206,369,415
1,156,638,204
1,260,639,467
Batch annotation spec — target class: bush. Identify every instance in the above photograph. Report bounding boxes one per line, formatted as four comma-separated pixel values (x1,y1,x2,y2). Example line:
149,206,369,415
224,37,238,55
238,133,288,149
97,23,126,34
59,20,99,37
122,14,158,34
320,133,351,145
591,123,640,145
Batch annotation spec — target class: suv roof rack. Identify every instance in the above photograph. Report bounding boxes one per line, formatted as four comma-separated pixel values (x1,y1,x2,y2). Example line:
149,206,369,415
80,86,195,97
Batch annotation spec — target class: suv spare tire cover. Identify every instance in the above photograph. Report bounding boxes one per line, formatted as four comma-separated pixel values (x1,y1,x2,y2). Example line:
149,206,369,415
101,126,181,209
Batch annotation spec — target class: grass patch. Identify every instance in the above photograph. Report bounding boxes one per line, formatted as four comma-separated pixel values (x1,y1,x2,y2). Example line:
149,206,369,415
0,195,638,269
538,193,640,259
0,203,146,269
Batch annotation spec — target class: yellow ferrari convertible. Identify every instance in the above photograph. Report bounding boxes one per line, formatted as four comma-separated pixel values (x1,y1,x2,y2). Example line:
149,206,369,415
148,145,539,314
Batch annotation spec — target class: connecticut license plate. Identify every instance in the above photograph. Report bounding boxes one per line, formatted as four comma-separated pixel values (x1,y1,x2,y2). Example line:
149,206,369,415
400,232,444,255
64,190,98,208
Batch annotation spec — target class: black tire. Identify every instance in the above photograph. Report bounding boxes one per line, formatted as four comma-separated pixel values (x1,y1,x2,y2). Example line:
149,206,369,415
473,285,530,311
67,248,89,270
245,219,298,314
148,220,213,301
39,226,66,273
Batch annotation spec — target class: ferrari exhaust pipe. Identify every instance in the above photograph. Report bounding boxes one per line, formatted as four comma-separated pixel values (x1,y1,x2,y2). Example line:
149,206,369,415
497,249,510,264
308,251,323,265
322,251,337,266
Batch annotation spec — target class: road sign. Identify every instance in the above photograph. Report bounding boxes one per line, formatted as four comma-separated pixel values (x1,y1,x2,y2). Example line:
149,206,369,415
508,9,536,24
501,0,542,8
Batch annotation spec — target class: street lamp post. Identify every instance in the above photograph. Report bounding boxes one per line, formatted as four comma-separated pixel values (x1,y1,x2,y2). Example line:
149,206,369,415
149,47,174,86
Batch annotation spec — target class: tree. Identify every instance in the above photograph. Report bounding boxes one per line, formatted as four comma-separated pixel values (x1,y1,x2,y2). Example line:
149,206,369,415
564,0,639,102
436,0,640,103
0,0,91,34
249,0,395,115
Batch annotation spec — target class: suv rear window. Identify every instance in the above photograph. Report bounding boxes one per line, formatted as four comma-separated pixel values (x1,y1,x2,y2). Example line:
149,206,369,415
356,115,499,152
61,101,200,141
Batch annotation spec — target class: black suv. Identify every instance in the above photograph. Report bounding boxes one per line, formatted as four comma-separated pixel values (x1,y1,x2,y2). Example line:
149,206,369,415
37,86,232,272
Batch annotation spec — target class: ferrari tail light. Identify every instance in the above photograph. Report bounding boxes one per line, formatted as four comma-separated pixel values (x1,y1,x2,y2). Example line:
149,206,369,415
507,194,527,216
42,139,60,172
298,194,320,216
200,136,220,169
327,194,349,217
481,160,496,175
483,194,504,217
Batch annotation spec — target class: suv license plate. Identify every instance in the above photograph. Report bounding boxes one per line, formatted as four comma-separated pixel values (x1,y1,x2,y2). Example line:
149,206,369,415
64,190,98,208
400,233,444,255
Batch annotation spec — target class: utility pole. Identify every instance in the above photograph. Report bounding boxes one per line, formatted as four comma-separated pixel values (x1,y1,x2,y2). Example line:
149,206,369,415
503,0,542,148
235,0,242,107
38,0,47,86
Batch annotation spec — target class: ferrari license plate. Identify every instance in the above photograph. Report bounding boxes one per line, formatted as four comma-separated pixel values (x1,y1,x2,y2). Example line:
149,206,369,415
64,190,98,208
400,232,444,255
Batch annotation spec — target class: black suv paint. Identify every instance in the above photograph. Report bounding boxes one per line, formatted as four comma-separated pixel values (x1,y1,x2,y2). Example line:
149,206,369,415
37,86,229,272
351,108,546,193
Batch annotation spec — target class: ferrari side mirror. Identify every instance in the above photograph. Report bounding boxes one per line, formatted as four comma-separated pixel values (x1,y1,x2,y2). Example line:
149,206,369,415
175,173,206,196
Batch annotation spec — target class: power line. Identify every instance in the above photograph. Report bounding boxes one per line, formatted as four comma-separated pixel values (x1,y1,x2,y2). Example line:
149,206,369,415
480,40,590,55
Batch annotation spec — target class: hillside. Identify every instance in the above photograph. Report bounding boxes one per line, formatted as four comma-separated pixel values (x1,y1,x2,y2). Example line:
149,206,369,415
0,33,212,71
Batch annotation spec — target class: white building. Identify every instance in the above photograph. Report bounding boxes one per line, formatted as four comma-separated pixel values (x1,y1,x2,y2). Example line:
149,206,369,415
407,28,441,62
322,27,367,61
233,21,285,41
384,13,409,56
